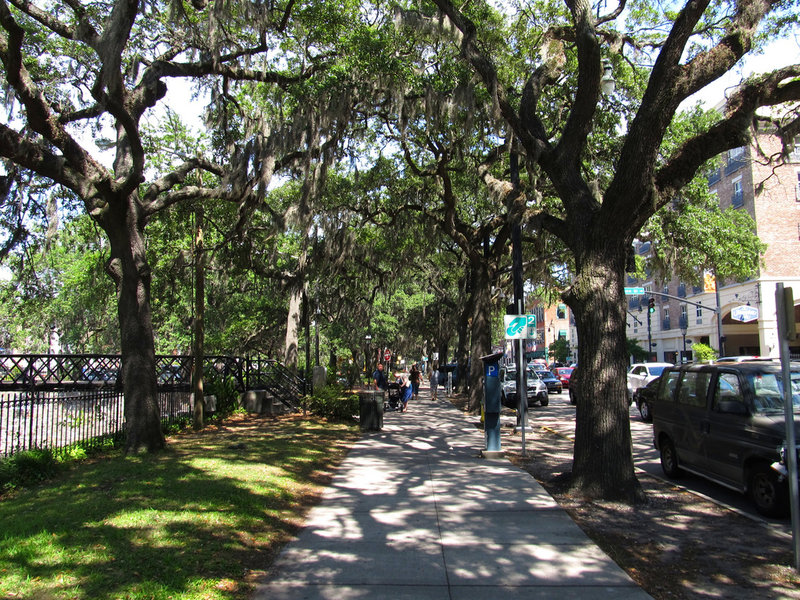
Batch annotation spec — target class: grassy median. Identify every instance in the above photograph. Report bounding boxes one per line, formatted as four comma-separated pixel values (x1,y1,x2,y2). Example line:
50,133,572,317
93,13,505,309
0,414,359,600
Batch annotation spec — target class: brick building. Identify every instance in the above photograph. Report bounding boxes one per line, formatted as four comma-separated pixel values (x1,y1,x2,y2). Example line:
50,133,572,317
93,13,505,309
627,129,800,361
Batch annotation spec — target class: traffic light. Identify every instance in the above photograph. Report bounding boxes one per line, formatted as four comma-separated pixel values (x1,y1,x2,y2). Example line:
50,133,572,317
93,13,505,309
648,297,656,313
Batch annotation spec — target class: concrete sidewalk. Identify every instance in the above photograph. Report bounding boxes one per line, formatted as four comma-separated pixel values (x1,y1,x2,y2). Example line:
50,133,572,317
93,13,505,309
254,386,652,599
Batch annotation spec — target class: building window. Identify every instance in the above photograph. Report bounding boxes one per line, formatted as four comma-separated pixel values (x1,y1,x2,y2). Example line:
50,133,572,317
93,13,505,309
680,305,688,329
556,304,567,319
662,284,669,295
731,177,743,208
558,329,567,341
678,283,686,297
795,170,800,201
726,146,746,174
696,305,703,325
791,137,800,163
663,308,670,330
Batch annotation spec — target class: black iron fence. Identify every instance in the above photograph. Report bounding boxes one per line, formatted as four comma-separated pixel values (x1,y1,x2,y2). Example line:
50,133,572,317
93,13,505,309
0,354,306,458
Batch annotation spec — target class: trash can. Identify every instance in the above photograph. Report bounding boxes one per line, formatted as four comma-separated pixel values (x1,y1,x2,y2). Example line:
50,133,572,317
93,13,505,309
359,390,384,431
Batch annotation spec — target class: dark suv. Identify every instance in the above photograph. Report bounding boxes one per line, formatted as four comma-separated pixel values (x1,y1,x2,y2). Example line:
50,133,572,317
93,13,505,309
652,360,800,517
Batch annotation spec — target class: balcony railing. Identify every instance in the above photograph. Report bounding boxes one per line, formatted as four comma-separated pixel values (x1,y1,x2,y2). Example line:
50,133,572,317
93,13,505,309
725,155,746,175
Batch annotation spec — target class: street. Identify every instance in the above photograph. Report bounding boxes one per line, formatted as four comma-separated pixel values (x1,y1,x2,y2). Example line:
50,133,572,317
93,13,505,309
519,390,793,537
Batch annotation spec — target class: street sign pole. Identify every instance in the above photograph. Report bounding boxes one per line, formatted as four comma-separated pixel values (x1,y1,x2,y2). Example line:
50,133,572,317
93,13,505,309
776,283,800,571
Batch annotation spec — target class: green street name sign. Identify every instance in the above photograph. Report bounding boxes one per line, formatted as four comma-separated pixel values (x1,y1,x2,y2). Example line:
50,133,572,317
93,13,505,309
624,287,646,295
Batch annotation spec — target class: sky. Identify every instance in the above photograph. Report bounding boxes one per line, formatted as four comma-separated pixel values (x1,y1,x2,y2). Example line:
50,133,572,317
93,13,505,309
685,34,800,109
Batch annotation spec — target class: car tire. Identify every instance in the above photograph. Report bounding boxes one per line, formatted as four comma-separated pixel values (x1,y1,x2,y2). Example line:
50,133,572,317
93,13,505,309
659,436,683,478
638,400,652,423
749,463,789,518
540,394,549,407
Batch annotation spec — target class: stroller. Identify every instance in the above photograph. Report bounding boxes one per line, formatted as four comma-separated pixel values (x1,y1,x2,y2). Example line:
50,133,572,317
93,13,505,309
385,381,403,412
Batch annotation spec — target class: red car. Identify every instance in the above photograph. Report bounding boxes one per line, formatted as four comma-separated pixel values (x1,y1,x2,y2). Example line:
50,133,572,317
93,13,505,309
552,367,574,389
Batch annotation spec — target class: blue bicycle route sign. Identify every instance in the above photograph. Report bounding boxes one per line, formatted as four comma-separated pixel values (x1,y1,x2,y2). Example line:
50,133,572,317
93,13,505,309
504,314,536,339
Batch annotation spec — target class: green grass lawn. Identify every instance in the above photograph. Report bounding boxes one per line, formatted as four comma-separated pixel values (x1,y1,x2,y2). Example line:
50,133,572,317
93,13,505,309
0,414,359,600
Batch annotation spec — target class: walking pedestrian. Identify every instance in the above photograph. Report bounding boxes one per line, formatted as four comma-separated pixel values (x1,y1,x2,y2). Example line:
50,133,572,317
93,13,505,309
409,364,422,402
429,363,439,401
395,371,412,412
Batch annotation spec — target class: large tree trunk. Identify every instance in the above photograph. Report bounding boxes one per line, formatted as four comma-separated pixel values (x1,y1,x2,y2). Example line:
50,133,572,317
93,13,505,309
467,263,492,412
284,287,302,370
454,275,472,394
104,194,165,454
565,242,643,502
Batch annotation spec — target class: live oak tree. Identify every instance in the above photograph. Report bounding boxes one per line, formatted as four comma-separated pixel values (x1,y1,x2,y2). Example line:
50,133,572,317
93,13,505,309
427,0,800,501
0,0,364,452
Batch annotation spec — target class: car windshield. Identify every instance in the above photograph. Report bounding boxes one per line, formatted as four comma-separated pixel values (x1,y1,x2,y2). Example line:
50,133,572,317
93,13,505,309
747,371,800,414
647,366,668,376
535,370,552,378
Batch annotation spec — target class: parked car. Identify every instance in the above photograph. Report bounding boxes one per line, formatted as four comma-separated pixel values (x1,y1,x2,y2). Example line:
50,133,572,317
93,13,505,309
534,369,562,394
82,365,117,383
627,362,672,399
552,367,574,389
716,356,775,363
500,365,549,408
157,364,187,385
652,360,800,517
632,376,662,422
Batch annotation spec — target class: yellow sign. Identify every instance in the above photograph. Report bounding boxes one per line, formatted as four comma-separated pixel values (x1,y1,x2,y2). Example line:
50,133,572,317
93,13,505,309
703,271,716,293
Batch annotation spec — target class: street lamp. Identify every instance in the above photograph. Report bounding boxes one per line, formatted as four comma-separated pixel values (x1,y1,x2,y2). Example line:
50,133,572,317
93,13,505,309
601,59,615,95
365,334,372,380
680,315,688,363
314,307,320,367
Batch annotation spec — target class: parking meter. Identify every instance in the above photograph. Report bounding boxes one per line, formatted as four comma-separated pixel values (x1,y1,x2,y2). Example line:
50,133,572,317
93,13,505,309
481,351,504,456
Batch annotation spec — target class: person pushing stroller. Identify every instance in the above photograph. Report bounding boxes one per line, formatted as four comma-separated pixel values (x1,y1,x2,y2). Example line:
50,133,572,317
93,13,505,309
395,371,413,412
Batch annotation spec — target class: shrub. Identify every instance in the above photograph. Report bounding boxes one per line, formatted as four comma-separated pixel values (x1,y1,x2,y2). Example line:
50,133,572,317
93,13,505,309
692,342,718,362
206,375,240,416
305,384,359,421
0,449,61,492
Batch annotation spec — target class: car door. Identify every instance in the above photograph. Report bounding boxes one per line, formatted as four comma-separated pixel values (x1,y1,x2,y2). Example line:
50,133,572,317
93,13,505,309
671,368,713,469
628,366,646,392
703,370,750,488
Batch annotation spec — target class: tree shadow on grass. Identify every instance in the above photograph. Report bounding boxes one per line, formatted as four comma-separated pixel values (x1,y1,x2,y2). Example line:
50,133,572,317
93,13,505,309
0,415,359,600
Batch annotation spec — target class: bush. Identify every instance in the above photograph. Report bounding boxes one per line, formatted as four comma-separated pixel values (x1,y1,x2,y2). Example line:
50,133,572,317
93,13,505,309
692,342,718,362
206,375,240,416
0,449,61,492
305,384,359,421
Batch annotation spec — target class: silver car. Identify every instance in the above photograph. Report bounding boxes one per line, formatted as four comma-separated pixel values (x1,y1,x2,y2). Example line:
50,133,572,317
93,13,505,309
500,365,549,408
627,362,672,399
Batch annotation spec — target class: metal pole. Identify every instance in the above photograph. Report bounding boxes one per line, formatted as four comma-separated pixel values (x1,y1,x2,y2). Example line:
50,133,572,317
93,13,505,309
314,308,320,367
715,268,725,356
510,152,527,455
192,203,205,430
776,283,800,571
